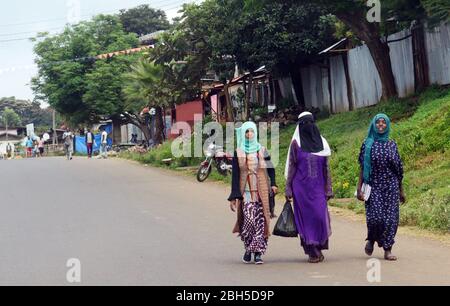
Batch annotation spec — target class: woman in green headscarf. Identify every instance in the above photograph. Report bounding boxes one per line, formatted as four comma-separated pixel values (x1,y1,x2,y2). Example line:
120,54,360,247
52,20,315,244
357,114,405,261
228,121,278,265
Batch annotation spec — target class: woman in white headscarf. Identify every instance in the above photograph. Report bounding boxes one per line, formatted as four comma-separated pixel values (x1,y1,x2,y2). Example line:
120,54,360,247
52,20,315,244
285,112,334,263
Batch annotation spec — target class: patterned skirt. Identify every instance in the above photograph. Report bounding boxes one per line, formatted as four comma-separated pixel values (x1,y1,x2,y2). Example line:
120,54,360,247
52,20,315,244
241,200,268,254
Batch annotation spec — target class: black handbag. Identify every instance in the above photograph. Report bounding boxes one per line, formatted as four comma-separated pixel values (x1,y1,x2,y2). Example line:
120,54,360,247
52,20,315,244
273,200,298,237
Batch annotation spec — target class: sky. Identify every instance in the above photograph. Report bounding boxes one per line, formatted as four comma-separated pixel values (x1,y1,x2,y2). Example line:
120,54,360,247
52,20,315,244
0,0,199,103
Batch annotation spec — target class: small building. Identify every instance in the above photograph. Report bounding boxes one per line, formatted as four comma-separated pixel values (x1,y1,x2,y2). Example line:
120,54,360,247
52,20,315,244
0,126,26,156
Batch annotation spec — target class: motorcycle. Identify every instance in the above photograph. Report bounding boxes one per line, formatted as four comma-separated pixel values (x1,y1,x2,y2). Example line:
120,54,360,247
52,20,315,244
197,144,233,182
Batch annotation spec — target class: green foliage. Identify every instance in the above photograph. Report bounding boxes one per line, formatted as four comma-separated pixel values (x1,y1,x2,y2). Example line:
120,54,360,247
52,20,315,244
0,97,54,127
119,4,171,36
0,107,21,127
32,14,139,125
421,0,450,25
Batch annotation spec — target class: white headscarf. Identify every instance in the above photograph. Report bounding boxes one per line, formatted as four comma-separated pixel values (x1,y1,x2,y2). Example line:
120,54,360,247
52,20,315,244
284,112,331,179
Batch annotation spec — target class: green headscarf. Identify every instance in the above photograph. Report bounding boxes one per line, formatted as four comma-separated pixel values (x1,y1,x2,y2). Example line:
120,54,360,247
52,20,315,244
363,113,391,184
236,121,262,154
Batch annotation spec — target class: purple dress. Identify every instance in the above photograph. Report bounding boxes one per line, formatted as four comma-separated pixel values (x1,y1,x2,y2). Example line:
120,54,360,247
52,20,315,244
286,141,333,257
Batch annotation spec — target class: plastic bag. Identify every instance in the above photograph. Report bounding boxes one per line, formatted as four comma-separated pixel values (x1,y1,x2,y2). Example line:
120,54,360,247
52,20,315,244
273,201,298,237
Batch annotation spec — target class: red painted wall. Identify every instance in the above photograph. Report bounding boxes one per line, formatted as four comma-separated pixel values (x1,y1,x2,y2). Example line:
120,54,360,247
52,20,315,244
169,100,203,139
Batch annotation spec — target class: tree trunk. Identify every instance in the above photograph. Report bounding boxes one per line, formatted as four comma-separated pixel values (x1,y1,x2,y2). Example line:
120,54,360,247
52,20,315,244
139,122,151,143
342,53,355,111
289,63,305,108
412,21,429,92
122,112,151,144
224,81,234,122
327,58,334,114
153,106,164,145
111,118,122,145
336,12,398,101
244,73,253,121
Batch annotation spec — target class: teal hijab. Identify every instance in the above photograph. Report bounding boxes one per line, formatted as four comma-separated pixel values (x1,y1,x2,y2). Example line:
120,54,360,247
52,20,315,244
363,113,391,184
236,121,262,154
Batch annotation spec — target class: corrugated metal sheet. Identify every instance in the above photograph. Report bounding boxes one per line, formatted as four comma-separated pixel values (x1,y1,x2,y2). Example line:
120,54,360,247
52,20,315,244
348,45,382,108
425,23,450,85
300,65,330,110
389,29,415,97
330,55,350,113
278,77,297,103
298,24,449,114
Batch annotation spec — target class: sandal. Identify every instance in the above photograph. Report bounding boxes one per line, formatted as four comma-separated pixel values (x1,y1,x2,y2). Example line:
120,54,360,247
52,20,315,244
384,250,397,261
308,256,320,263
319,251,325,262
365,241,375,256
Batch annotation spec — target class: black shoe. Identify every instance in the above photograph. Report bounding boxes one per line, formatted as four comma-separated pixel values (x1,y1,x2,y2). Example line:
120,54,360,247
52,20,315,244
254,253,264,265
242,252,252,264
365,241,375,256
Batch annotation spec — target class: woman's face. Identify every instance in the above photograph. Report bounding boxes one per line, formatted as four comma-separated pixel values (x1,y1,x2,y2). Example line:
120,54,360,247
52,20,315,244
245,129,255,140
376,118,387,134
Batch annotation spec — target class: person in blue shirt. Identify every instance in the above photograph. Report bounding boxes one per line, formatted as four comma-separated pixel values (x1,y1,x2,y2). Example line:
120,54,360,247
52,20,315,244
26,137,33,158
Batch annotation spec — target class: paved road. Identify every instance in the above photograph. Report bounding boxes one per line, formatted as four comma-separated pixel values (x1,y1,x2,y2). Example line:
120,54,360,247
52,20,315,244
0,157,448,285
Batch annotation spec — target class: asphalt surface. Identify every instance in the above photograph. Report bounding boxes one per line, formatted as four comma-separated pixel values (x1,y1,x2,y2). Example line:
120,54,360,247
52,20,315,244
0,157,448,285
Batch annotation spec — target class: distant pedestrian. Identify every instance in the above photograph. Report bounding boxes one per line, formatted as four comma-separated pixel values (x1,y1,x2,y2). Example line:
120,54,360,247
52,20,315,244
100,128,108,159
131,133,138,144
85,129,95,158
63,129,74,160
38,138,45,157
6,142,12,159
357,114,405,261
25,137,33,158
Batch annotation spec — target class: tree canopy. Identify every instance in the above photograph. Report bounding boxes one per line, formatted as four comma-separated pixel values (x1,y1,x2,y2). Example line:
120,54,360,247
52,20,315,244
0,107,21,127
32,15,139,126
119,4,171,36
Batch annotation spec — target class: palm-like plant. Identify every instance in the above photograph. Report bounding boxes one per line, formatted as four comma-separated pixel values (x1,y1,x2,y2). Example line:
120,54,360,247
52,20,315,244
123,58,168,145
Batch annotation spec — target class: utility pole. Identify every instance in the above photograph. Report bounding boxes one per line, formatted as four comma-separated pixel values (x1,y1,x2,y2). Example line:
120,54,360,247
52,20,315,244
52,109,57,145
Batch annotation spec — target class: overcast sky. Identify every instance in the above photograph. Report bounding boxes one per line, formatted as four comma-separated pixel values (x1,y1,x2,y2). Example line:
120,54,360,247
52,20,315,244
0,0,198,102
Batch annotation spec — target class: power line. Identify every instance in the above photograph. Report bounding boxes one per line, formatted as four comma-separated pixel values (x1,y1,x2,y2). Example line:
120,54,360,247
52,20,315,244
0,0,187,28
0,0,194,44
0,27,63,37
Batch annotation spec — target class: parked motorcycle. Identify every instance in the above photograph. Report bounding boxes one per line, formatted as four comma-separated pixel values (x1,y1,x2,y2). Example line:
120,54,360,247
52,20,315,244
197,144,233,182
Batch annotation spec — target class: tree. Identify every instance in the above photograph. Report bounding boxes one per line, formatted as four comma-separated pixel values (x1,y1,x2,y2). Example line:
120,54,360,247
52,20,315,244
32,14,140,126
123,58,177,144
151,0,336,120
123,59,162,143
421,0,450,24
0,97,52,127
119,5,171,36
241,0,336,107
1,108,21,141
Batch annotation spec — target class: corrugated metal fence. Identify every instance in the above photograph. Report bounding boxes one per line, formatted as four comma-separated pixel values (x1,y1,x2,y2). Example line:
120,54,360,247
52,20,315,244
300,23,450,113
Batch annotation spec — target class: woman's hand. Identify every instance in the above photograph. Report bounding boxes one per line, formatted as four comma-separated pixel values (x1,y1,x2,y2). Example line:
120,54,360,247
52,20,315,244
400,191,406,204
229,200,237,212
357,188,365,202
285,195,293,202
271,186,278,195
